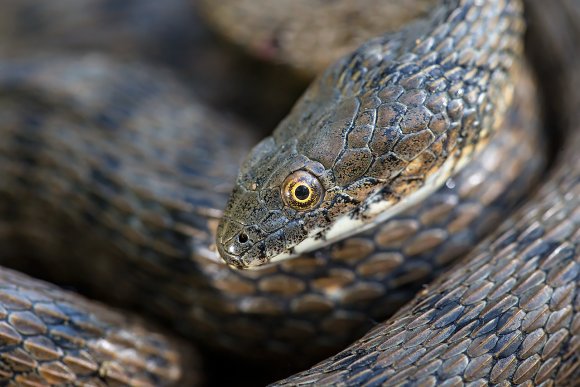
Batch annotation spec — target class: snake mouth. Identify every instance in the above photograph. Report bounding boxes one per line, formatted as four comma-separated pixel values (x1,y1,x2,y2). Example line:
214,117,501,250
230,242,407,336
216,245,268,270
216,243,245,269
216,231,246,268
217,225,292,270
216,200,299,268
216,227,266,269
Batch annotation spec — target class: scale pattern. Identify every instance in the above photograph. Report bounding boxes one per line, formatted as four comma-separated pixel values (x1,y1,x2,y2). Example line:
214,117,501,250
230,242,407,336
0,268,188,386
217,0,527,268
275,144,580,384
0,0,577,385
0,52,543,369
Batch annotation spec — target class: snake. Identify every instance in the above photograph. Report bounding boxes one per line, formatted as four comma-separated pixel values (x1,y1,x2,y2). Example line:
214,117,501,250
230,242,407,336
0,0,577,385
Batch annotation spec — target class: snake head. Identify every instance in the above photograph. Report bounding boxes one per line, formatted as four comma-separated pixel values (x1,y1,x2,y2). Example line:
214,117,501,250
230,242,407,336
216,133,349,269
215,74,435,269
216,1,520,268
216,59,453,269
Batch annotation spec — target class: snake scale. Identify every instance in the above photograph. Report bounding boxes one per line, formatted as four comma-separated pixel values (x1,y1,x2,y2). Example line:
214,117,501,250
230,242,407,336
0,0,577,385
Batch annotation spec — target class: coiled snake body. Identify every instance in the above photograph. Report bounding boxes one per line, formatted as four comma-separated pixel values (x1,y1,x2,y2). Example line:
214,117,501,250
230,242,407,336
0,0,578,385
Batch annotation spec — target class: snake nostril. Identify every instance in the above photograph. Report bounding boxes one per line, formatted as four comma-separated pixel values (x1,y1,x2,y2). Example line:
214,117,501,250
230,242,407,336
238,232,249,244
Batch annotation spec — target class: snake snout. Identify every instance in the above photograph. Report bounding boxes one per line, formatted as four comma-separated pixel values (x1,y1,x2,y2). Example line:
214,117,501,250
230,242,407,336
217,223,274,269
216,220,249,266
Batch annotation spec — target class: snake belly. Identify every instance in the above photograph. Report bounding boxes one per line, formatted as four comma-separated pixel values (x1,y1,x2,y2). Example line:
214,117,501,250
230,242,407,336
0,0,577,386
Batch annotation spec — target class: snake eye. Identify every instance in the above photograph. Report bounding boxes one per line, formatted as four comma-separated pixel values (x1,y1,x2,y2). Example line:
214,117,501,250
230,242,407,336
281,171,324,211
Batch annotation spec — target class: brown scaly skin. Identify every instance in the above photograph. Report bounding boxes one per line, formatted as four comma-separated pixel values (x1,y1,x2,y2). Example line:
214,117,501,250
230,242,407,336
217,0,526,268
0,52,543,376
275,69,580,387
276,0,580,384
0,0,576,385
0,268,196,386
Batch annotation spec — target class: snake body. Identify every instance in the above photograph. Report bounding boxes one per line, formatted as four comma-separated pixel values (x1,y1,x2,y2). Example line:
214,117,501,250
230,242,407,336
0,0,577,385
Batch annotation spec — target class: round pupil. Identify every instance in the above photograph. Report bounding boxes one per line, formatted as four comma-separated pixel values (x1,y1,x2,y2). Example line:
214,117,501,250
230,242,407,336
294,184,310,200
